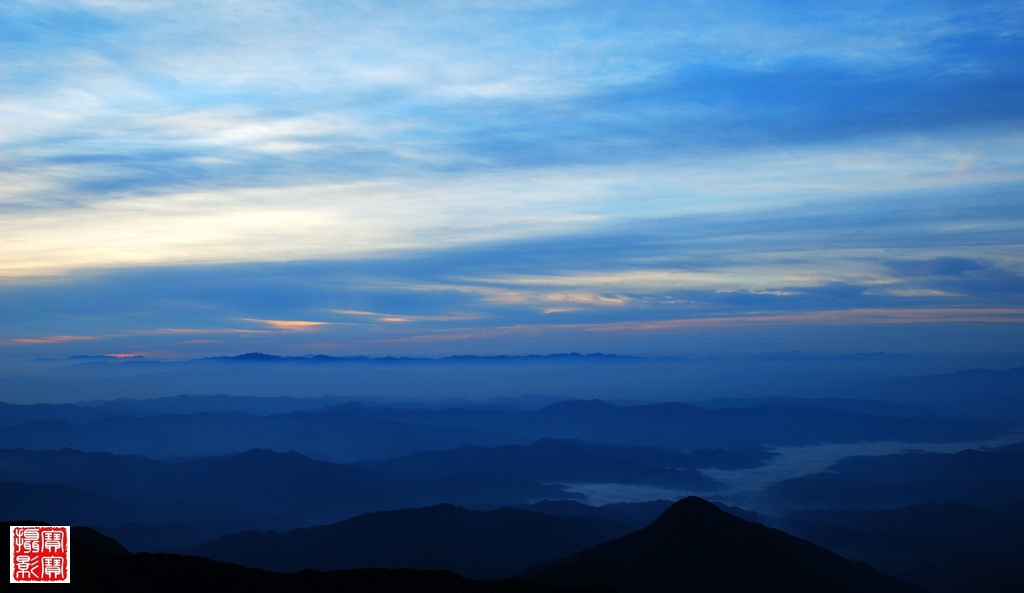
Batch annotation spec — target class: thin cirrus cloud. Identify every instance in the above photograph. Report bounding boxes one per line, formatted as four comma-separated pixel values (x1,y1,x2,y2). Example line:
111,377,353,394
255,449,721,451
383,307,1024,343
239,319,330,332
6,335,100,345
332,310,480,324
1,0,1023,357
4,134,1022,278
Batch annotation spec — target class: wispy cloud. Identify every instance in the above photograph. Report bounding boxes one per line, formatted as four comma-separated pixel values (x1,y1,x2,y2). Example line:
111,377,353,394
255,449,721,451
886,257,987,278
6,335,100,345
239,319,329,332
332,310,478,323
5,132,1022,279
381,307,1024,346
2,0,1023,357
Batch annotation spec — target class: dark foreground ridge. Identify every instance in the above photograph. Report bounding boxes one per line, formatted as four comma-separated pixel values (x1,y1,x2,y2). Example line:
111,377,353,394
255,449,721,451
6,498,926,592
522,496,927,593
190,504,634,578
4,522,609,593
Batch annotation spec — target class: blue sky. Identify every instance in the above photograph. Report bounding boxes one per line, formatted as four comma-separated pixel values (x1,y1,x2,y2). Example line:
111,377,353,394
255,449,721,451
2,0,1023,359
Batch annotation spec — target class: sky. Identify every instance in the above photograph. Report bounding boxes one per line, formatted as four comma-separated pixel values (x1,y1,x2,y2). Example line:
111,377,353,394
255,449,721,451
2,0,1024,360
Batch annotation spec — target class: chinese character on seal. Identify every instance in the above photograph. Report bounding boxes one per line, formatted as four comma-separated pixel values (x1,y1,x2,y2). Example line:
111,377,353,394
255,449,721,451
10,526,70,583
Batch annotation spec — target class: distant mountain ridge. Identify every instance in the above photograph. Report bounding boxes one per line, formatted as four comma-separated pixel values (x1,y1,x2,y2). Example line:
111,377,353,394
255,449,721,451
356,439,760,490
0,448,401,533
39,351,655,364
12,354,1024,420
0,447,578,551
47,350,913,364
0,397,1002,462
763,444,1024,510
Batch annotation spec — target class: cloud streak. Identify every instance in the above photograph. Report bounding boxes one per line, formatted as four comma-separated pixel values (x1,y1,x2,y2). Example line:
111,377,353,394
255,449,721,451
2,1,1023,357
240,319,329,332
6,335,100,345
4,133,1023,278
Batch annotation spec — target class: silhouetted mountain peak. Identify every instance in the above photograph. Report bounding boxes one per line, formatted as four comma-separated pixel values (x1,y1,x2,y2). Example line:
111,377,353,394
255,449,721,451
654,495,728,524
524,496,925,593
638,495,776,538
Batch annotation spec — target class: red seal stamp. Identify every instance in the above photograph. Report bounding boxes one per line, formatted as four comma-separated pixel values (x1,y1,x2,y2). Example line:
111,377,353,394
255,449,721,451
10,526,71,583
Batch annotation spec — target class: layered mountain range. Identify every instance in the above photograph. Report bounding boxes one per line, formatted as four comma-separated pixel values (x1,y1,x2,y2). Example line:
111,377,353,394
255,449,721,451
2,378,1023,592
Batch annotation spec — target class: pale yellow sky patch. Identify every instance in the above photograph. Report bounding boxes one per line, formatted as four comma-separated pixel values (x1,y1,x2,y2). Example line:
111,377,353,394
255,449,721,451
3,132,1023,279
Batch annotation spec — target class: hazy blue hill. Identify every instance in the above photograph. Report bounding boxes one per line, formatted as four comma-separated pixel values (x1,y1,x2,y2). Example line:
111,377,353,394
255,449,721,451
783,502,1024,593
767,474,1024,510
545,401,995,449
11,355,1024,410
0,448,408,549
857,367,1024,422
0,397,1003,462
0,448,403,523
1,480,144,527
512,499,774,532
523,496,925,593
0,393,559,426
99,520,263,555
400,473,583,507
993,440,1024,452
358,439,727,490
0,395,350,427
826,447,1024,482
0,401,116,426
0,408,520,462
764,447,1024,509
324,399,1000,451
190,504,636,579
562,402,997,449
0,448,184,500
510,498,768,530
90,394,346,416
510,500,674,529
510,500,637,522
0,447,577,551
163,449,403,522
0,446,572,518
0,473,276,553
692,396,934,418
673,447,777,469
